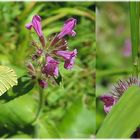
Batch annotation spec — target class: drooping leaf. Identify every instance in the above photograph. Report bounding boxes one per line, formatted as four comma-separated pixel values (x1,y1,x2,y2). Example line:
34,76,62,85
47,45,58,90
0,75,34,103
97,86,140,138
12,75,35,96
0,66,17,96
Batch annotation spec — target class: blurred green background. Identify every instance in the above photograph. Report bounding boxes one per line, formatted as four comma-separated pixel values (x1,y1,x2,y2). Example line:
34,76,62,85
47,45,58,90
96,2,134,133
0,2,95,138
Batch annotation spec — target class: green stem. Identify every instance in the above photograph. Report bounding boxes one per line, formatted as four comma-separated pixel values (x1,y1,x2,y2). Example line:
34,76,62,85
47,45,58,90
32,84,44,123
130,2,139,78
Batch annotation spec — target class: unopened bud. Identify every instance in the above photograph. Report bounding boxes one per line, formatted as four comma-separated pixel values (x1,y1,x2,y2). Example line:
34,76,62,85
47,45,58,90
38,79,48,88
39,36,46,48
27,62,36,76
36,48,43,57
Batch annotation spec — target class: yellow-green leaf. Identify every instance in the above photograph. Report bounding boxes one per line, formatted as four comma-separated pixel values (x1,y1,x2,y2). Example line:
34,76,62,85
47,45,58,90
0,66,17,96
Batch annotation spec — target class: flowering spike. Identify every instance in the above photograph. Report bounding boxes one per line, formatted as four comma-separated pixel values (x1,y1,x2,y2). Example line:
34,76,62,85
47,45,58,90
26,15,78,87
56,49,77,69
26,15,43,38
57,18,77,39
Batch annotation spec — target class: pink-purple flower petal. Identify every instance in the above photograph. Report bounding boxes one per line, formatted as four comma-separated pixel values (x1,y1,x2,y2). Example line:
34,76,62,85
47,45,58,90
25,15,43,38
100,95,117,113
42,56,59,77
57,18,77,39
56,49,77,69
25,23,33,30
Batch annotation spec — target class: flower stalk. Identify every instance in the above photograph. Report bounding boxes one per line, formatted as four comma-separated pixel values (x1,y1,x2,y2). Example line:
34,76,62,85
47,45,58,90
33,83,44,123
130,2,140,78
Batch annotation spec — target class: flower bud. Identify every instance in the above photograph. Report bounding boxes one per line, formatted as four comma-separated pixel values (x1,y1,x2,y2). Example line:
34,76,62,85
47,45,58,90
27,62,36,76
38,79,48,88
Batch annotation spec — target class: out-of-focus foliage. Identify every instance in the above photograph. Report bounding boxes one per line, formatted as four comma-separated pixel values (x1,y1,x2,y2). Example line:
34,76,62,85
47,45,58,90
0,2,95,138
96,2,132,133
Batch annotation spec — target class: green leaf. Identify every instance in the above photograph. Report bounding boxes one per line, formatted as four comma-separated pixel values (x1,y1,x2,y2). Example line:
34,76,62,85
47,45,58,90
0,66,17,96
97,86,140,138
34,119,60,138
51,7,95,21
10,133,32,138
12,75,35,96
57,99,95,138
0,75,35,103
54,72,62,85
0,94,37,132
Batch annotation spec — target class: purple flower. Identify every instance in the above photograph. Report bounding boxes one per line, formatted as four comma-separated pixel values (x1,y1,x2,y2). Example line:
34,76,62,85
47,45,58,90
100,95,117,113
26,15,43,38
56,49,77,69
38,79,48,88
57,18,77,39
42,56,59,77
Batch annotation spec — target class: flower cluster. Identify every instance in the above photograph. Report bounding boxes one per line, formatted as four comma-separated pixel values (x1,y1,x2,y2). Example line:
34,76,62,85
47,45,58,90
26,15,77,88
100,77,139,113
